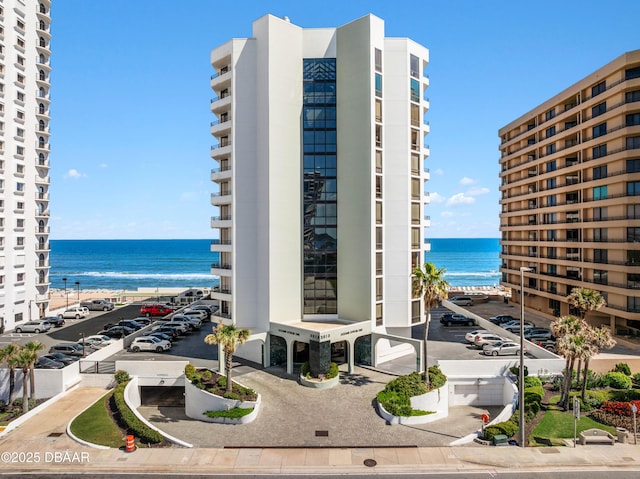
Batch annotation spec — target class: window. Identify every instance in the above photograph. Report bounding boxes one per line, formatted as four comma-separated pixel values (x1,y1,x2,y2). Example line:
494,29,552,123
375,73,382,97
593,270,608,285
547,195,557,206
17,110,24,120
376,278,383,301
592,80,606,97
627,113,640,127
544,213,557,224
376,202,382,224
16,146,23,155
374,48,382,73
627,181,640,196
16,20,25,31
566,156,578,167
593,144,607,159
547,247,557,259
16,164,23,174
546,143,556,155
17,273,25,283
594,249,608,264
626,66,640,80
376,150,382,173
16,237,24,246
628,204,640,219
376,227,383,249
411,228,420,249
375,100,382,122
547,230,557,241
17,38,24,49
411,301,420,324
594,228,607,241
592,122,607,139
410,54,419,78
627,90,640,103
16,127,23,138
592,102,606,118
567,229,580,241
376,252,382,275
410,78,419,103
546,178,556,189
593,165,607,180
545,109,556,121
628,137,640,150
628,297,640,313
628,250,640,264
593,207,607,220
566,192,579,204
546,160,556,172
17,55,24,65
566,210,580,223
593,185,608,200
545,126,556,138
627,227,640,242
16,182,24,192
16,73,24,84
16,218,24,228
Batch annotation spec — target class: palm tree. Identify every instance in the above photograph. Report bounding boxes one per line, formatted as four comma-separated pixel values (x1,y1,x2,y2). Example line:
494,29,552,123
567,287,606,321
581,326,615,400
10,348,33,415
0,344,21,405
551,315,586,409
23,341,45,399
412,262,449,389
204,324,250,393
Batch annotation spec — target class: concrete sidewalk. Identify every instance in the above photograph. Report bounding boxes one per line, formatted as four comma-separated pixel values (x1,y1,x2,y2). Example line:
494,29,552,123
0,387,638,475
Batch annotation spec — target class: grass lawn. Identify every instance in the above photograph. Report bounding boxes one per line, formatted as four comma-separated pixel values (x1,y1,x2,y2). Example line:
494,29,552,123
69,392,125,448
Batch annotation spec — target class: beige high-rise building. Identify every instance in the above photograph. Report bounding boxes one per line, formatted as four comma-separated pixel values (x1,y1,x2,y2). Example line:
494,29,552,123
499,50,640,334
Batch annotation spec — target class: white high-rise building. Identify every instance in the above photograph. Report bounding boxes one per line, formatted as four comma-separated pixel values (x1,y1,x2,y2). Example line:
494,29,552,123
210,14,430,374
0,1,52,332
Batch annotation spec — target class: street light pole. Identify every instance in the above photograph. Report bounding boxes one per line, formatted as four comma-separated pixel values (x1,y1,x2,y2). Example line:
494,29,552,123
62,277,68,309
519,266,533,448
75,281,80,302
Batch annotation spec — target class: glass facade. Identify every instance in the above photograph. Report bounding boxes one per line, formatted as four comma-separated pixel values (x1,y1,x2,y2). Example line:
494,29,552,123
303,59,338,314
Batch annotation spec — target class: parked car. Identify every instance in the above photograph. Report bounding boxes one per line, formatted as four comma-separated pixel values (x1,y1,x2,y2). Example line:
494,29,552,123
80,299,115,311
159,317,195,332
117,319,146,331
98,325,135,338
143,331,175,343
129,316,153,326
483,341,522,356
58,307,88,319
140,303,175,317
41,353,78,365
465,329,491,344
48,343,87,357
501,320,535,333
149,326,180,339
83,335,116,348
35,357,64,369
129,336,171,353
42,316,65,328
171,314,202,329
473,333,506,349
14,320,51,334
448,296,473,306
488,314,517,325
181,309,208,321
188,304,217,319
534,339,557,353
523,328,554,341
440,313,476,327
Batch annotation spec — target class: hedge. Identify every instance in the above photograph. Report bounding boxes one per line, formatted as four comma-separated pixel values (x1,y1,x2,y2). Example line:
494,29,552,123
204,407,254,419
602,372,633,390
113,383,163,444
483,419,518,441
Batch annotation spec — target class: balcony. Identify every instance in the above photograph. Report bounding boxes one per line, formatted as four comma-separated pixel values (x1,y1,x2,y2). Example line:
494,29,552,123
423,168,430,180
210,116,232,136
36,241,49,251
424,215,431,227
210,66,231,90
210,262,233,277
210,215,232,228
211,164,232,181
210,239,232,253
210,92,232,114
211,285,232,300
211,190,232,205
210,140,232,158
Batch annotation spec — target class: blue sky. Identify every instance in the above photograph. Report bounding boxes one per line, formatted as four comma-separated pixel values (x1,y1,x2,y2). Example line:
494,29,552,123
49,0,640,239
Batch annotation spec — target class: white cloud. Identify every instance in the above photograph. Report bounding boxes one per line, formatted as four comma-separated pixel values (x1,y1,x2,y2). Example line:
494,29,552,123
99,163,109,168
467,186,490,196
429,192,445,203
434,168,444,175
440,211,454,217
446,193,476,206
460,176,476,185
64,169,86,179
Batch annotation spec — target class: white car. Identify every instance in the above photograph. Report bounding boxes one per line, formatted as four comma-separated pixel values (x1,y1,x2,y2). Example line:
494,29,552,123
83,335,116,348
464,329,490,344
172,314,202,328
474,333,505,349
181,309,208,320
153,322,189,335
14,320,52,334
483,341,522,356
58,307,88,319
501,320,535,333
129,336,171,353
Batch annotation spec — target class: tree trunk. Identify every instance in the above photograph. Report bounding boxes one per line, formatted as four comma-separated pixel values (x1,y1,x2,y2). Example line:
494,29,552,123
225,349,233,393
29,365,36,398
423,306,430,389
562,356,575,410
8,368,15,405
575,358,582,390
21,369,29,415
560,357,570,405
581,358,591,401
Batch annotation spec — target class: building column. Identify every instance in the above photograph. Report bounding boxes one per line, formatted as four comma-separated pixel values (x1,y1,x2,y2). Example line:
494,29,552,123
263,334,270,368
346,339,354,373
286,338,295,375
309,339,331,377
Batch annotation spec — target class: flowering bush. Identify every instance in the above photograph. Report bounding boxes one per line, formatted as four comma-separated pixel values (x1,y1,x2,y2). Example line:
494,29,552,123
600,400,640,417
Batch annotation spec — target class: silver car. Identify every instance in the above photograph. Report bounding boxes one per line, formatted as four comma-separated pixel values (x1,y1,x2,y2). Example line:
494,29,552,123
14,320,52,333
483,341,522,356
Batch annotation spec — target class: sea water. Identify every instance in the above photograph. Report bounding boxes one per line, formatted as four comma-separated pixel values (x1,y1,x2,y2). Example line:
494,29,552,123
49,238,500,290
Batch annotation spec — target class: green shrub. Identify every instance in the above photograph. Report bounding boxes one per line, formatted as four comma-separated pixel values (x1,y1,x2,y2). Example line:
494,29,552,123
582,389,610,410
114,370,130,385
524,376,542,388
525,385,544,403
217,376,227,388
326,362,339,379
633,373,640,387
184,363,196,380
202,369,213,381
487,419,519,439
11,398,35,410
482,426,504,441
113,383,163,444
428,365,447,390
223,391,240,400
609,389,640,401
602,372,633,390
204,407,253,419
510,365,528,378
377,389,413,417
300,362,310,377
613,363,631,376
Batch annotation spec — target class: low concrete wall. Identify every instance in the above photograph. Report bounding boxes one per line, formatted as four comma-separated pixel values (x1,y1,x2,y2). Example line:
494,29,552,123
115,360,189,378
377,383,449,425
184,375,260,424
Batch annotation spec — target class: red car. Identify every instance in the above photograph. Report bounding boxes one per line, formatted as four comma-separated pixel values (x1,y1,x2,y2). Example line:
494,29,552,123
140,303,174,317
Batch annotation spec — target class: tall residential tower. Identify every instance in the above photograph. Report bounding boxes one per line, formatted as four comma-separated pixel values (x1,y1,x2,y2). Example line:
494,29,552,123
210,14,430,374
499,50,640,335
0,0,52,331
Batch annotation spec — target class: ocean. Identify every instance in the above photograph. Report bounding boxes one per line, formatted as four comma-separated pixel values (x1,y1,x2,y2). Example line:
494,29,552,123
48,238,501,291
